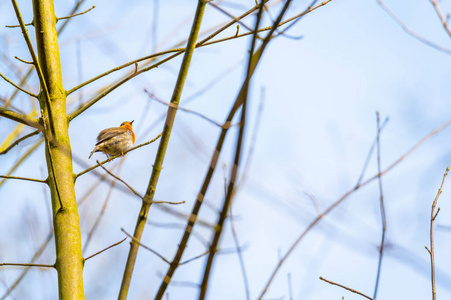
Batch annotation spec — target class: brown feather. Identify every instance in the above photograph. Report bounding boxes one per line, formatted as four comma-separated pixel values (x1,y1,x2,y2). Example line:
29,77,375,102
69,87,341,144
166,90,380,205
95,127,129,145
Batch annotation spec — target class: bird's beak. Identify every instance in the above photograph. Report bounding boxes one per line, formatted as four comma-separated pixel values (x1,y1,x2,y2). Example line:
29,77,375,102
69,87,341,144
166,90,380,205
130,120,134,124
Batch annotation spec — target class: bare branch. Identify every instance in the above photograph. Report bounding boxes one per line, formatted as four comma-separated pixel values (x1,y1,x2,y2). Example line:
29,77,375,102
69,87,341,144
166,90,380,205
0,263,54,269
0,232,53,300
10,0,52,107
121,229,170,264
205,0,263,39
97,160,143,199
84,237,127,261
355,117,389,187
151,200,185,205
429,0,451,38
0,130,39,155
377,0,451,55
83,160,125,254
6,5,95,28
0,139,44,188
373,112,386,299
0,108,41,130
145,90,235,129
230,200,250,300
427,167,449,300
57,0,88,34
258,117,451,299
119,2,209,297
0,175,46,184
199,2,267,298
0,72,37,98
5,21,33,28
56,5,95,21
179,250,210,266
320,277,374,300
14,56,33,65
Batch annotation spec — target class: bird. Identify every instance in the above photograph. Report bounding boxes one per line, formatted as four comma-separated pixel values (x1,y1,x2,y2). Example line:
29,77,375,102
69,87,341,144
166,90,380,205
89,120,135,160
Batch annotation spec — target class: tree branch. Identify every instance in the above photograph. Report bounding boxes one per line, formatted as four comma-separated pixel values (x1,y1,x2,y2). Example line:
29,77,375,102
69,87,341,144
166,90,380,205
377,0,451,55
257,118,451,299
373,112,386,299
0,108,41,130
118,2,208,299
320,277,374,300
84,237,127,261
56,5,95,21
0,175,46,184
0,71,37,98
427,167,449,300
0,263,54,269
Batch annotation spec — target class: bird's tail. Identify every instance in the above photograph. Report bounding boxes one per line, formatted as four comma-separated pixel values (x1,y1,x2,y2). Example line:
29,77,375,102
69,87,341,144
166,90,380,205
88,146,98,159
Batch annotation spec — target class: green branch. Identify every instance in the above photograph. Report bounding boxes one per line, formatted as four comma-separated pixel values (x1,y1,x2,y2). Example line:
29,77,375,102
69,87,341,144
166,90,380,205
0,107,41,130
118,1,207,299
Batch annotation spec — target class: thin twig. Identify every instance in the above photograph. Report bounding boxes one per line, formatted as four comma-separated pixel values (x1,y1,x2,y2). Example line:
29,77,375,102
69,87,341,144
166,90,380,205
121,229,170,264
97,160,143,199
320,277,374,300
373,112,386,299
427,167,449,300
0,175,46,184
0,97,27,115
355,117,389,187
10,0,52,109
0,139,44,188
153,206,217,229
118,2,208,299
201,0,332,47
84,237,127,261
199,2,266,298
147,220,211,248
57,5,95,21
377,0,451,55
66,1,270,97
258,117,451,299
278,0,331,36
155,1,299,297
230,199,250,300
6,5,95,28
145,89,235,129
151,200,185,205
57,0,87,34
205,0,263,39
14,56,33,64
0,263,54,269
5,21,32,28
0,232,53,300
64,0,323,117
83,160,125,254
179,250,210,266
429,0,451,38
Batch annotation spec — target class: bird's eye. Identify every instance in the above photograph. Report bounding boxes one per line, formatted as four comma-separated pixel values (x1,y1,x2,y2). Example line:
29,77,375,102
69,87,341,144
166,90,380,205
120,122,125,126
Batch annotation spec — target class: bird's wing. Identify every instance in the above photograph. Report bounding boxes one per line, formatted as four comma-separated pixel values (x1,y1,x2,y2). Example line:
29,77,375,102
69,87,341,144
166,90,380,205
96,127,128,145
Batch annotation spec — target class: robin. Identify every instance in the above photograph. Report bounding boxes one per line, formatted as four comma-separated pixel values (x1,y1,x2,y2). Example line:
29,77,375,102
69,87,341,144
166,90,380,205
89,120,135,160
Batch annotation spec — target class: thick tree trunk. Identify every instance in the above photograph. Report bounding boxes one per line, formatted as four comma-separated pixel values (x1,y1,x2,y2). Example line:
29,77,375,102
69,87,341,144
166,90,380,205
32,0,85,298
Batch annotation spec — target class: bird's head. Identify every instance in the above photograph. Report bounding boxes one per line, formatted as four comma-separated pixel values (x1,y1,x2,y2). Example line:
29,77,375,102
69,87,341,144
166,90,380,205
120,120,134,130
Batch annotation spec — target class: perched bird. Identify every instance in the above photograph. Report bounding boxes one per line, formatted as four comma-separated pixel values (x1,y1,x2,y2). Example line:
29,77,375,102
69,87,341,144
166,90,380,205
89,120,135,160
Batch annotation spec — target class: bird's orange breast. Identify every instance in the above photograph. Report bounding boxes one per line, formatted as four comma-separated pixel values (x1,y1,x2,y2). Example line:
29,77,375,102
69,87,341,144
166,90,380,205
121,124,135,144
